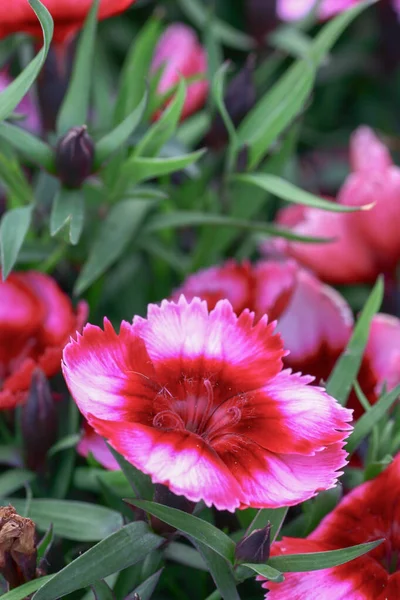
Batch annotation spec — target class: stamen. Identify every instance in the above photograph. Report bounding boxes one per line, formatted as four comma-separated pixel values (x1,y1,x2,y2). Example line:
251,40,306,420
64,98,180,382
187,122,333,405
153,410,185,431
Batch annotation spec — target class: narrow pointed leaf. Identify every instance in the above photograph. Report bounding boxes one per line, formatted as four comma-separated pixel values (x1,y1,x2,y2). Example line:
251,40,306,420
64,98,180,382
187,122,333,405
242,563,284,583
268,539,383,572
108,445,153,500
192,540,241,600
50,188,85,245
120,150,206,188
33,522,163,600
246,507,288,543
326,277,384,405
91,581,115,600
94,91,148,168
4,499,123,541
57,0,100,134
1,205,33,279
0,576,54,600
0,0,53,122
0,469,35,497
127,568,164,600
232,174,374,212
127,500,235,562
0,122,54,170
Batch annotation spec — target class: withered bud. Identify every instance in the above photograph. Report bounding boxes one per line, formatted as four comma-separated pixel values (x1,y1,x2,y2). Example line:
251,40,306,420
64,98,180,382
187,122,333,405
20,369,58,472
235,523,271,564
55,125,95,188
0,505,37,589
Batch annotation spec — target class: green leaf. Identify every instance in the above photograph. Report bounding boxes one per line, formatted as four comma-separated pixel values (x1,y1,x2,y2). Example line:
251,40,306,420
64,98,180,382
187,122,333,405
33,522,163,600
127,500,236,562
119,150,206,189
177,0,255,51
232,174,373,212
211,62,236,146
268,539,383,572
193,540,241,600
164,541,208,571
57,0,100,134
0,469,35,497
0,122,54,170
241,563,284,583
0,575,54,600
37,524,54,560
238,0,374,169
347,384,400,455
50,188,85,245
326,277,384,406
90,580,115,600
128,568,164,600
114,17,162,123
94,91,148,168
48,433,80,457
0,0,53,122
246,507,288,543
5,499,123,542
143,210,333,243
108,446,153,500
134,79,186,158
74,198,153,295
1,205,33,279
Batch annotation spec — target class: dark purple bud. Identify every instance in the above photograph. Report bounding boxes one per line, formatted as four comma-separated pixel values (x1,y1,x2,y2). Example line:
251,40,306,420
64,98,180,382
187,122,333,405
20,369,58,472
235,524,271,564
55,125,95,188
0,505,37,589
206,57,257,150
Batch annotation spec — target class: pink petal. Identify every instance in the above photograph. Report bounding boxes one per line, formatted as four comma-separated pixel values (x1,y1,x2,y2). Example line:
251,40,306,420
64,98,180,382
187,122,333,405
350,127,393,173
90,417,242,511
0,274,43,334
133,297,285,390
77,422,120,471
276,268,353,380
253,260,297,321
62,319,156,421
363,314,400,397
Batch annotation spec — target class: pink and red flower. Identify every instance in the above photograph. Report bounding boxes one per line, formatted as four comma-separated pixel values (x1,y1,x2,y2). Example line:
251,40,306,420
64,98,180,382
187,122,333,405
0,0,135,43
174,259,353,383
62,297,352,512
263,127,400,285
151,23,208,121
263,454,400,599
0,271,87,409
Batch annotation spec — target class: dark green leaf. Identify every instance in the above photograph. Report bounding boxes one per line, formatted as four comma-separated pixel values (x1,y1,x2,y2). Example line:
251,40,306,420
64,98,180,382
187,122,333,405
33,522,163,600
1,205,33,279
268,539,383,572
164,541,208,571
4,499,123,541
74,198,153,295
193,540,241,600
57,0,100,134
0,122,54,170
0,469,35,497
91,580,115,600
211,62,236,146
48,434,80,457
246,507,288,543
50,188,84,245
0,0,53,122
128,568,164,600
127,500,235,562
326,277,384,405
0,575,54,600
119,150,206,188
108,446,153,500
347,384,400,454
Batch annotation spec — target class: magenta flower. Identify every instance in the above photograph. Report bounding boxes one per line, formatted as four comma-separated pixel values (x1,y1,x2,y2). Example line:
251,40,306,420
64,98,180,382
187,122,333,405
151,23,208,121
262,453,400,599
62,297,352,512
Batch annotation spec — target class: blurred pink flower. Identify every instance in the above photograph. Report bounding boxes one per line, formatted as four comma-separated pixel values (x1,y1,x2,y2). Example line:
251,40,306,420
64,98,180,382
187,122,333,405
263,127,400,285
77,421,119,470
62,297,352,512
151,23,208,121
276,0,387,21
0,71,41,135
262,453,400,599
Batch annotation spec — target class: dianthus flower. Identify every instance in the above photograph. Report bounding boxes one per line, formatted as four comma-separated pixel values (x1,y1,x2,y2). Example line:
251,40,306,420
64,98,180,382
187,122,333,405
63,297,352,511
263,453,400,599
0,271,87,408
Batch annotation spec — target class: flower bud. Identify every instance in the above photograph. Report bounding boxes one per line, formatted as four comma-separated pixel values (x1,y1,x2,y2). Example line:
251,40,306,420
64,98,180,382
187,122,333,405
55,125,95,188
20,369,58,472
235,523,271,564
0,505,37,589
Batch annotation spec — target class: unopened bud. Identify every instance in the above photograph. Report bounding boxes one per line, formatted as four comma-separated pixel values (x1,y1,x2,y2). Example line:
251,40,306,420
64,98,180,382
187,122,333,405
235,524,271,564
20,369,58,472
55,125,95,188
0,505,37,589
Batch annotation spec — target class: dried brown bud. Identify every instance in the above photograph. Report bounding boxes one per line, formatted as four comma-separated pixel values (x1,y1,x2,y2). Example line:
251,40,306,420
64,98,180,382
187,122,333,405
55,125,95,188
0,505,37,589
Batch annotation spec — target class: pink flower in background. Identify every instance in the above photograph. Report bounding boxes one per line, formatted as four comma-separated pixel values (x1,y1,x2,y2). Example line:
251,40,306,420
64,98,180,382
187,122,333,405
278,0,400,22
263,127,400,285
77,421,119,470
174,259,353,383
62,297,352,511
263,454,400,599
0,71,41,135
151,24,208,121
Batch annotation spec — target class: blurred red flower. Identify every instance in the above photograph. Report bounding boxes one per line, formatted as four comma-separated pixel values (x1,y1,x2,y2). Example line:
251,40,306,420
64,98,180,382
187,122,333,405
0,271,87,409
262,453,400,599
0,0,135,43
151,23,208,121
